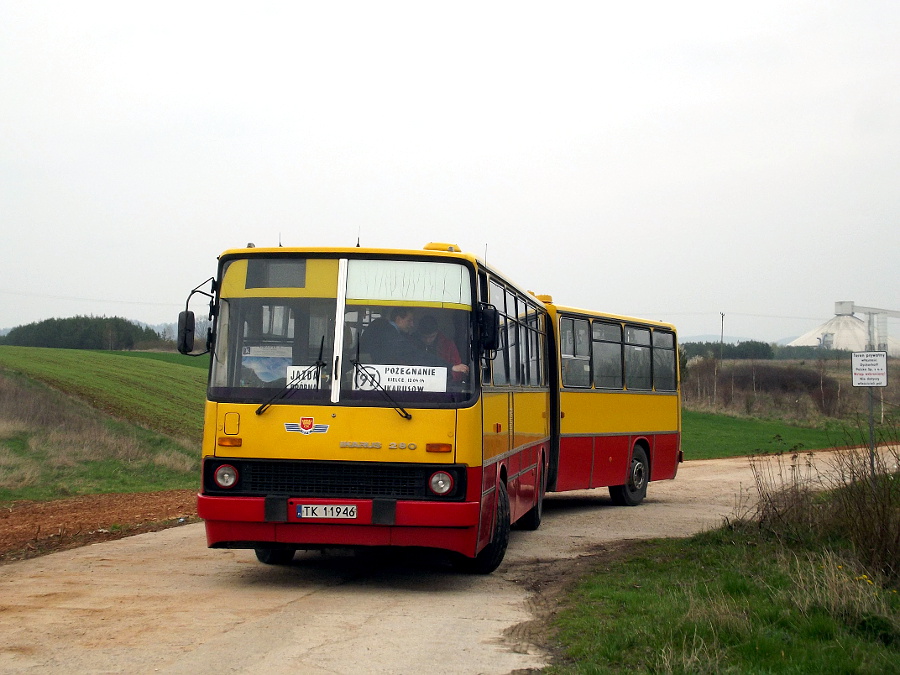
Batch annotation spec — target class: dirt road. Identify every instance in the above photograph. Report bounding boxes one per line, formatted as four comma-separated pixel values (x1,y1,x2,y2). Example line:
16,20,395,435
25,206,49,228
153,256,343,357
0,456,765,674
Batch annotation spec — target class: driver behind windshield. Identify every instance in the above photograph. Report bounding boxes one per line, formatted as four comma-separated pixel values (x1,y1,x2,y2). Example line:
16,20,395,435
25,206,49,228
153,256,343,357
361,308,443,367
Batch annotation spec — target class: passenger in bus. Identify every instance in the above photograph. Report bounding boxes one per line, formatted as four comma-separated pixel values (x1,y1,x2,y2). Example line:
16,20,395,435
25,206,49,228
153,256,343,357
417,314,469,381
361,308,443,367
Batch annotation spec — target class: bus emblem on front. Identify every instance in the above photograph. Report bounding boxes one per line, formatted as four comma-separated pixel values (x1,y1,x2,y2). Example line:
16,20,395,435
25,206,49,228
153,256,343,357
284,418,329,435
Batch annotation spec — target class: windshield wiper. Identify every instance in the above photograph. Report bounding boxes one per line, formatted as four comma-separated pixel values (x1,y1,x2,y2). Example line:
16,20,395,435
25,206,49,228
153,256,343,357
256,337,326,415
350,343,412,420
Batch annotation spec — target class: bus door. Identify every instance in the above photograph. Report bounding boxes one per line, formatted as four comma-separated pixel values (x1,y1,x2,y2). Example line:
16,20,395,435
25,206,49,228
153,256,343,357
482,283,547,523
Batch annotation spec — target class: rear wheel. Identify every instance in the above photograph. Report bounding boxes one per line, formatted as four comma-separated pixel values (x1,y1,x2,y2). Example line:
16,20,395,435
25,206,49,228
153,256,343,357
459,481,510,574
609,446,649,506
254,547,296,565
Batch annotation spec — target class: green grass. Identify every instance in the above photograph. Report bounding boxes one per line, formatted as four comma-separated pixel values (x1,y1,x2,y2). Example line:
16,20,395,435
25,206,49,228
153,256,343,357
0,346,207,441
107,350,211,370
549,528,900,674
682,410,839,460
0,347,205,502
0,369,199,501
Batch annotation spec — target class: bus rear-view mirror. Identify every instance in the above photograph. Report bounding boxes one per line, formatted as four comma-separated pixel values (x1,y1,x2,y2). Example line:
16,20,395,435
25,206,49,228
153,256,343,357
177,311,195,354
478,304,500,352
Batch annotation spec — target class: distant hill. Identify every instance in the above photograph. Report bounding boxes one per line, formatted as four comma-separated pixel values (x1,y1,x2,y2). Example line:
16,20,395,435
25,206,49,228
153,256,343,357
682,335,754,345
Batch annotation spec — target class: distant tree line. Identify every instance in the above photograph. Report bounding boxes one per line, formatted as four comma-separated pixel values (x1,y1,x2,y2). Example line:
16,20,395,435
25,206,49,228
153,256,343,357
681,340,852,361
681,340,774,360
0,316,166,350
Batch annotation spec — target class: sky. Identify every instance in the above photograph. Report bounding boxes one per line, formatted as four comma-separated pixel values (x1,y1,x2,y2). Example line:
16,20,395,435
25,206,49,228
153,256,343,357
1,1,898,343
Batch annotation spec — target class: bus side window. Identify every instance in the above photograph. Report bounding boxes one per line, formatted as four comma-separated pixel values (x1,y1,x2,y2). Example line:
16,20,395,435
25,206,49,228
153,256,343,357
525,302,542,386
592,321,623,389
506,290,519,386
561,317,590,388
653,330,677,391
490,280,509,385
624,326,652,390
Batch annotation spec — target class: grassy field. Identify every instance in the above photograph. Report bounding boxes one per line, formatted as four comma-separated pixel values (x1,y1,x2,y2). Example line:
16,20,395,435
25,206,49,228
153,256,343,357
0,346,207,501
0,346,207,442
682,410,839,460
0,368,200,501
107,350,210,370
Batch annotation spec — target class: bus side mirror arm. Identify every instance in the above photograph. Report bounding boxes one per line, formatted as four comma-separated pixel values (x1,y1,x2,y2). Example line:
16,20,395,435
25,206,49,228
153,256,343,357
177,277,215,356
478,303,500,352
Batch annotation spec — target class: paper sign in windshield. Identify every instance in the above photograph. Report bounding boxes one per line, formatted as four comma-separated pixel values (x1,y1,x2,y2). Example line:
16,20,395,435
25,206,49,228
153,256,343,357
353,365,448,392
241,345,292,383
286,365,326,389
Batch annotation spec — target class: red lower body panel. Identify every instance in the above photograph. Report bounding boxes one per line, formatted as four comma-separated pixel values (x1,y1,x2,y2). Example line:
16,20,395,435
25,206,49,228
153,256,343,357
555,432,680,492
198,495,482,557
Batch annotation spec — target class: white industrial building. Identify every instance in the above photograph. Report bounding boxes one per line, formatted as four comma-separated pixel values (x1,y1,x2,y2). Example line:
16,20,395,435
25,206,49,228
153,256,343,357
788,302,900,357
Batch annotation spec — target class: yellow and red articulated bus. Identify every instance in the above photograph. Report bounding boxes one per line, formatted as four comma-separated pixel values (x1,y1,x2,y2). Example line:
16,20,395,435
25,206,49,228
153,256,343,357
178,243,681,573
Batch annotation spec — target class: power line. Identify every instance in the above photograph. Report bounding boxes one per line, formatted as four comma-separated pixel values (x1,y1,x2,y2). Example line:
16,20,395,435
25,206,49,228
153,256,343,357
638,310,829,322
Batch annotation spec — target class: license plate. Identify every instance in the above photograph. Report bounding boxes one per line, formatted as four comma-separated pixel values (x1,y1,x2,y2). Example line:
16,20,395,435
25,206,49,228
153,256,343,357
296,504,357,519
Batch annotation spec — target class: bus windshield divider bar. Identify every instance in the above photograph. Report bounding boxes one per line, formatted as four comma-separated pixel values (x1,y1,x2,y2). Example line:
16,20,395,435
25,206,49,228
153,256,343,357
330,258,349,404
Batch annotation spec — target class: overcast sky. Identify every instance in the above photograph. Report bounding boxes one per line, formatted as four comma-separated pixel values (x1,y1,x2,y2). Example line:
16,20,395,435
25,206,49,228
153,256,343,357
1,1,897,342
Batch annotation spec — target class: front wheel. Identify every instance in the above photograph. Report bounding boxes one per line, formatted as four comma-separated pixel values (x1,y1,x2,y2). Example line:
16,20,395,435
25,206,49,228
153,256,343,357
458,481,510,574
254,547,296,565
609,446,649,506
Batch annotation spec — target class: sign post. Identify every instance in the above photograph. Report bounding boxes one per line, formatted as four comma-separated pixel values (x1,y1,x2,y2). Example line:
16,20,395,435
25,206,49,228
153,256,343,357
851,351,888,484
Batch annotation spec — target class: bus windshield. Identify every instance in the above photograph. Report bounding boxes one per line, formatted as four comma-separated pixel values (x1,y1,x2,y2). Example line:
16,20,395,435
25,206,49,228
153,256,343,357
209,255,476,406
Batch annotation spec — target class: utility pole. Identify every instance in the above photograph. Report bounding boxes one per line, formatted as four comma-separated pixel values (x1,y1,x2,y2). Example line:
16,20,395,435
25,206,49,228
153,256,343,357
713,312,724,406
719,313,725,361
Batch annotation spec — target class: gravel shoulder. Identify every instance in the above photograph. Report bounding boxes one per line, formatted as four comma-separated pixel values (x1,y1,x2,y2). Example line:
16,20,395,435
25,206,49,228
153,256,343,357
0,490,199,565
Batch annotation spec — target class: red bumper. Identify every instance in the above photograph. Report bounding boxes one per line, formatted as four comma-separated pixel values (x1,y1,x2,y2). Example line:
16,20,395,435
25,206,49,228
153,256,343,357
198,495,482,557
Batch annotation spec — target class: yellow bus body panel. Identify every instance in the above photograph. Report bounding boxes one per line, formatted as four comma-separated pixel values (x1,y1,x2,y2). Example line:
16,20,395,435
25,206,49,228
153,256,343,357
204,402,461,464
455,403,485,469
481,391,511,462
513,390,550,453
220,257,340,299
560,390,681,436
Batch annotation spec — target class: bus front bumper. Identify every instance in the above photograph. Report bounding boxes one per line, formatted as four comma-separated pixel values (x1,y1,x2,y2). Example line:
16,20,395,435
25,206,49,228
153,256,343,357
197,494,482,556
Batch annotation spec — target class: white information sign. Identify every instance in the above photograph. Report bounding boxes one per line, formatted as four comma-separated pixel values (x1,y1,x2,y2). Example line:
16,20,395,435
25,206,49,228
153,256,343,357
851,351,888,387
353,364,448,392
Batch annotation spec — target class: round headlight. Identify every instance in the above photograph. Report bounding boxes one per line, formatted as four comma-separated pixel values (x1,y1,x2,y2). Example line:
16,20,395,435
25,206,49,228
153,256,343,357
214,464,238,489
428,471,454,496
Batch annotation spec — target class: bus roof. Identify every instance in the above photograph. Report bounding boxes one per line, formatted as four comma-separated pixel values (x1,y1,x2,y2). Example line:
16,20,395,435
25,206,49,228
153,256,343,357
545,303,677,332
216,243,552,308
218,243,481,266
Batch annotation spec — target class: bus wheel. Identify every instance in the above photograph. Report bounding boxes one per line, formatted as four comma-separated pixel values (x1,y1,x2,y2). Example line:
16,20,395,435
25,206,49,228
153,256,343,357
459,481,511,574
609,446,648,506
518,461,546,531
254,547,296,565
